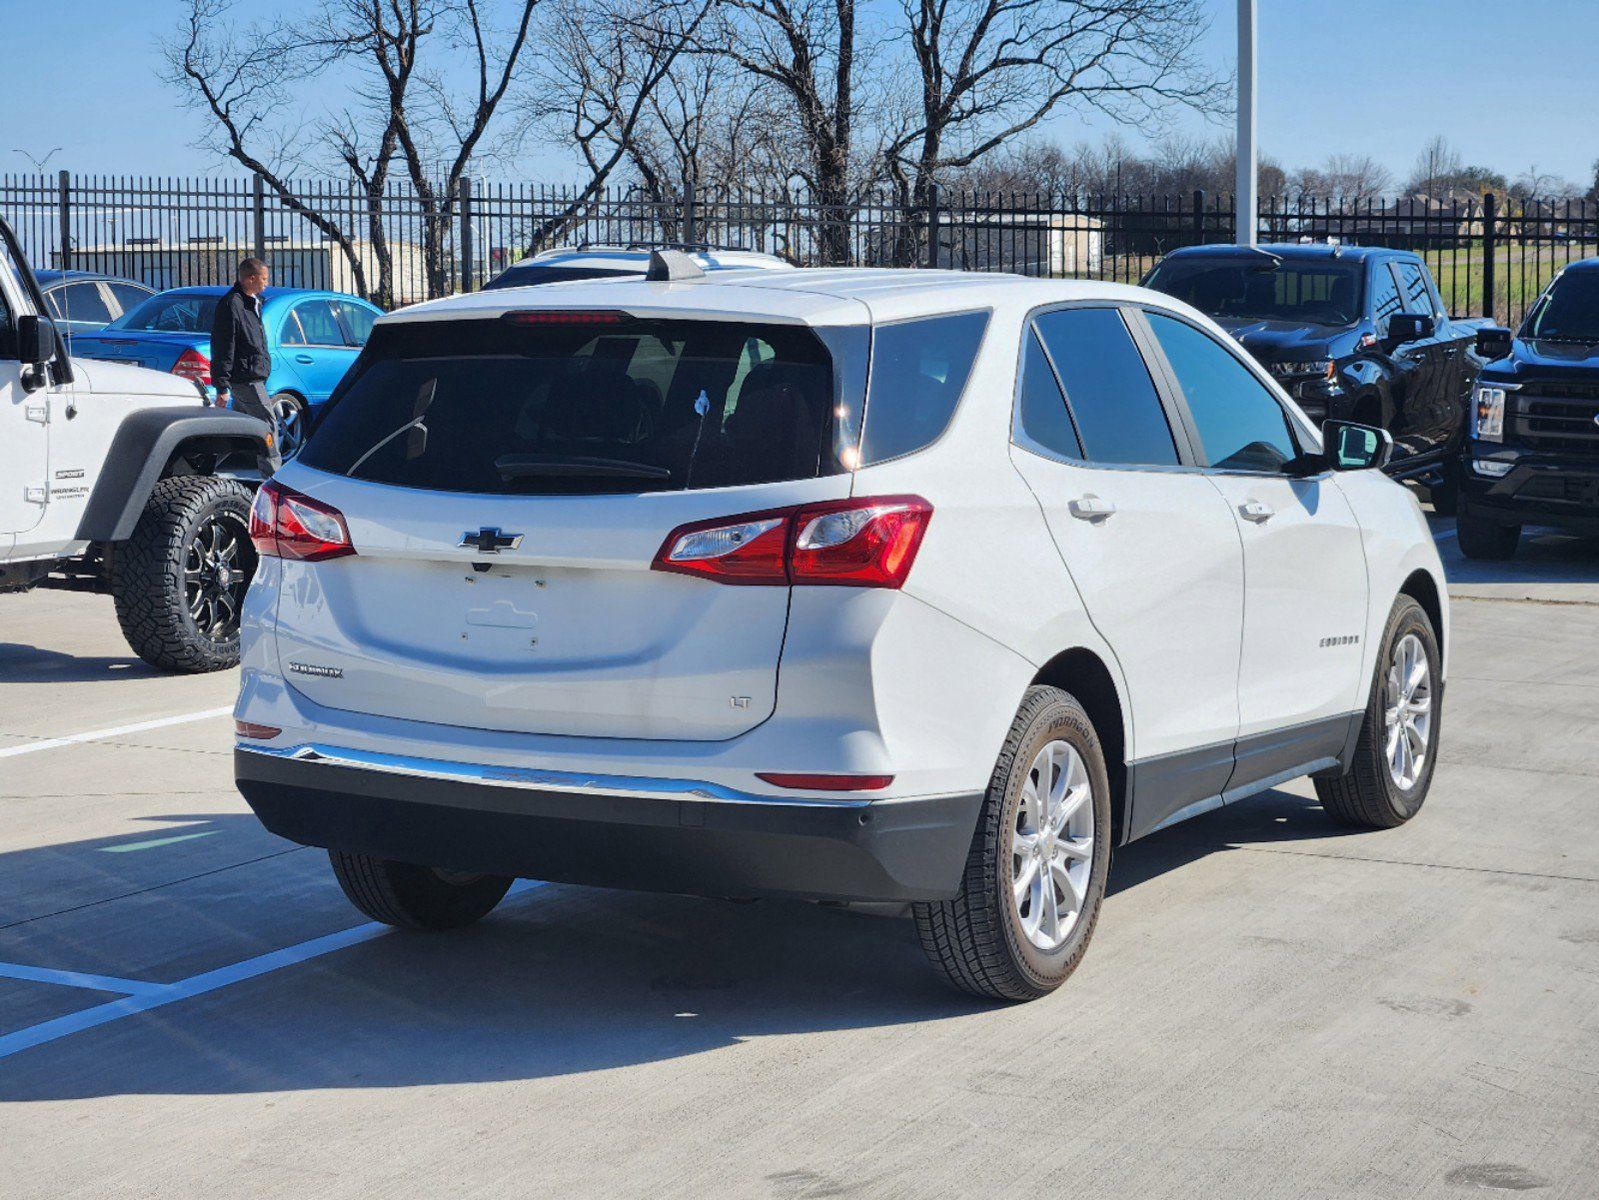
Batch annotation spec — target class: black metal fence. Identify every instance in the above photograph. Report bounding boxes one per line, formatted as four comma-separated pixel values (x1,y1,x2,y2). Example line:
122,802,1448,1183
5,171,1597,324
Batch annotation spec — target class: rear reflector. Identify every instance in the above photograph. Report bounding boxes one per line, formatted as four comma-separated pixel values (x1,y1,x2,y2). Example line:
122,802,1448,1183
652,495,932,588
234,720,282,740
501,310,630,326
249,479,356,562
756,773,894,792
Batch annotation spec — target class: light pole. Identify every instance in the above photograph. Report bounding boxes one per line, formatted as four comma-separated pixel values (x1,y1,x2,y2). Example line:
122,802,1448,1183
1235,0,1257,246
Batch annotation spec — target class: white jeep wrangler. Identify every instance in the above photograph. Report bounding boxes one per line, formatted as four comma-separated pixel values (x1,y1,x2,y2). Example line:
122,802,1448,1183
1,217,275,672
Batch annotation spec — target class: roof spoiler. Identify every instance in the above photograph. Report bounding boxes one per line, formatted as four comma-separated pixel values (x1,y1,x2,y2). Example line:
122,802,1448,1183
645,249,707,283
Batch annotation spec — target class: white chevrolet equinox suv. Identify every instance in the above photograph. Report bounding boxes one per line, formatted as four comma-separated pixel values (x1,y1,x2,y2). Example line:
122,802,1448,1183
234,259,1448,1000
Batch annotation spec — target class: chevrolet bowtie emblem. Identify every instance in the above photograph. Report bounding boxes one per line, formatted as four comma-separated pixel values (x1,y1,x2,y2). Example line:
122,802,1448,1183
460,527,522,554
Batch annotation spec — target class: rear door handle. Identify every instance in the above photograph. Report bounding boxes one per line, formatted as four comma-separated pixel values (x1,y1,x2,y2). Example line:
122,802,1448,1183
1239,499,1275,523
294,354,315,364
1068,495,1117,522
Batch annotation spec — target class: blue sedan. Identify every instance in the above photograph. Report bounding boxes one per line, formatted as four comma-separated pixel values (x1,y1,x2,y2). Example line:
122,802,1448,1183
71,287,382,455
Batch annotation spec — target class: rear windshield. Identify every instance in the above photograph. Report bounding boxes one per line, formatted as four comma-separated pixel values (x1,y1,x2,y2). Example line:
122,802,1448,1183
481,265,637,291
112,292,219,333
1144,258,1363,327
1523,269,1599,343
299,317,846,495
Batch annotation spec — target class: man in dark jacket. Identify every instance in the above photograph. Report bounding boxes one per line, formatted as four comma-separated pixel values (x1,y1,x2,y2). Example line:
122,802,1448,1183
211,258,274,435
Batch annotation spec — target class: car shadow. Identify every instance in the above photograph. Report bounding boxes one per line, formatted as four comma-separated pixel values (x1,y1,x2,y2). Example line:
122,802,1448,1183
0,788,1362,1101
1427,516,1599,586
0,643,160,683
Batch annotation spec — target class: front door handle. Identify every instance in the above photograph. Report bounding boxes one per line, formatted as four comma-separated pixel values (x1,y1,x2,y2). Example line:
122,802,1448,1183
1239,499,1275,523
1068,495,1117,522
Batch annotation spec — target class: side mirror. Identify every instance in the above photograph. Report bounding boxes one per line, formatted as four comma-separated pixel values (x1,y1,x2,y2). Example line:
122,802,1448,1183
17,314,56,367
1386,312,1435,346
1475,325,1513,359
1323,419,1393,472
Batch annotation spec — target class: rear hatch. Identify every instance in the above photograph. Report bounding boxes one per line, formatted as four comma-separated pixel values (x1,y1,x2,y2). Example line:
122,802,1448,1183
274,311,862,741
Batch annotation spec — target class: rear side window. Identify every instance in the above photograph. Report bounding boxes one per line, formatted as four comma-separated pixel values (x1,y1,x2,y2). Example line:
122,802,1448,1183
1394,261,1436,316
334,300,376,345
1033,308,1178,466
1015,325,1082,460
1370,263,1402,335
858,311,989,464
1147,312,1297,473
299,318,842,495
288,300,344,346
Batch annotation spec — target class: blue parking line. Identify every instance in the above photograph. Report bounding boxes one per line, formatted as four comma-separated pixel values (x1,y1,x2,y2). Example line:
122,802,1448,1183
0,880,546,1062
0,962,168,997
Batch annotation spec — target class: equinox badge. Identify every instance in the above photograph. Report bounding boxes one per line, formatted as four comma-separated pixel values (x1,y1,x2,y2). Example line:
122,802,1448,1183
460,527,522,554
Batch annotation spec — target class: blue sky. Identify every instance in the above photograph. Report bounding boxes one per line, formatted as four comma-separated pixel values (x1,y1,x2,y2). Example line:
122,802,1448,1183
10,0,1597,188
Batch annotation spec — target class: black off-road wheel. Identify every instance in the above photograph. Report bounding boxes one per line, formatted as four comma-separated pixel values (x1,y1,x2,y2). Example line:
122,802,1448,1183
1315,596,1441,829
111,475,257,673
330,851,514,931
913,686,1112,1002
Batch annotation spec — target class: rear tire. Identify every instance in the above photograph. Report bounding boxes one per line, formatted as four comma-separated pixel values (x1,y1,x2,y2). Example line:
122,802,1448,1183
1315,596,1441,829
271,392,307,458
913,686,1112,1001
1457,511,1520,560
111,475,256,673
329,851,513,930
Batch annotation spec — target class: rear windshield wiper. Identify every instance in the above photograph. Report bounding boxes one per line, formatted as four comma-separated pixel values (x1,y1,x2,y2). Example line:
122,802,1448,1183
494,454,672,481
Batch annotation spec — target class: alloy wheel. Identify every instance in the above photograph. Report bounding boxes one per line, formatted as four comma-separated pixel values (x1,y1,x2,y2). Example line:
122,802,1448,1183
1383,632,1432,789
1011,739,1095,952
272,395,304,458
183,512,251,643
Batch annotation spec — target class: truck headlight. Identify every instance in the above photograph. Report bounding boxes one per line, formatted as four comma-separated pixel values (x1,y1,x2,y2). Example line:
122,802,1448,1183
1473,385,1508,442
1269,359,1333,378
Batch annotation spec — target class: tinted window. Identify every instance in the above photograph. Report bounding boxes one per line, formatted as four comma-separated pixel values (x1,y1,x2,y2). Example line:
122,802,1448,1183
1524,269,1599,342
858,312,988,464
300,318,840,495
1033,308,1178,466
114,292,218,333
1015,325,1081,460
334,300,376,345
108,283,152,314
482,265,637,291
289,300,344,346
53,282,114,325
1145,258,1363,327
1147,312,1297,473
1394,261,1435,315
1370,263,1402,335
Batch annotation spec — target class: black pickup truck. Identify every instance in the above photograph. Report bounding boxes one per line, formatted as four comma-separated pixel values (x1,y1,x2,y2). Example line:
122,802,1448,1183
1457,258,1599,558
1143,243,1491,511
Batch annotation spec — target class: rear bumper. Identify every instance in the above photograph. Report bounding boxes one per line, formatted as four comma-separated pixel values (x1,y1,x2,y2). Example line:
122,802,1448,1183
1459,448,1599,533
235,745,983,903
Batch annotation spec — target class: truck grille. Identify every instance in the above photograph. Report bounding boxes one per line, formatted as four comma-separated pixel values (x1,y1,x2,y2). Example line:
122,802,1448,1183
1512,390,1599,456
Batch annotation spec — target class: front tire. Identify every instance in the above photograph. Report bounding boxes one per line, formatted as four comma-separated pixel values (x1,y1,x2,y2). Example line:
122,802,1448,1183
1315,596,1441,829
330,851,513,930
111,475,256,672
1457,510,1520,560
913,686,1112,1001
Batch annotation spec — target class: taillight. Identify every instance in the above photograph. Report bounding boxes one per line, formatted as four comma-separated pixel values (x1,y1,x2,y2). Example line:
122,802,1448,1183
235,719,282,740
249,480,356,562
172,347,212,385
652,495,932,589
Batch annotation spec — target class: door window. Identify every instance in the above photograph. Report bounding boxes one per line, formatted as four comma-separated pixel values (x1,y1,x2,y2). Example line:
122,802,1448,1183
52,282,114,326
1015,325,1082,460
1033,307,1178,466
333,300,376,346
1146,312,1298,473
289,300,345,346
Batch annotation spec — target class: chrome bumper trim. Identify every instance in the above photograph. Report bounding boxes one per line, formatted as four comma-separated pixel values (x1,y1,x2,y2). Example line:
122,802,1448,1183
237,741,877,808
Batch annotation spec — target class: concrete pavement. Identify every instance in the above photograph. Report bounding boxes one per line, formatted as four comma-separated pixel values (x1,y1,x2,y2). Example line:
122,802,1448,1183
1,528,1597,1199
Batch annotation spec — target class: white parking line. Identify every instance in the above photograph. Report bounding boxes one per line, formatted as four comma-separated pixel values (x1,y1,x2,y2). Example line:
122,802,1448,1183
0,880,545,1061
0,707,233,759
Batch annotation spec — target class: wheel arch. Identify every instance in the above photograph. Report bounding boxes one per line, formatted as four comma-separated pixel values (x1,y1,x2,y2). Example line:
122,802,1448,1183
77,408,274,543
1399,567,1445,666
1030,647,1130,846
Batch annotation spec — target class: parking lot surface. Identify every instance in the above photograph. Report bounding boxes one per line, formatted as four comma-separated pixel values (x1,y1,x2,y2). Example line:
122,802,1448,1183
2,518,1597,1199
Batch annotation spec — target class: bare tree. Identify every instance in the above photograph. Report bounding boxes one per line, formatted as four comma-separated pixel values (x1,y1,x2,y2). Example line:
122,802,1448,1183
882,0,1221,261
167,0,538,303
523,0,714,250
1406,135,1463,199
